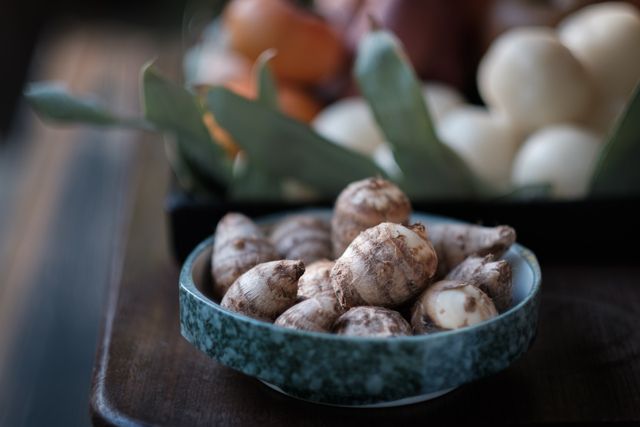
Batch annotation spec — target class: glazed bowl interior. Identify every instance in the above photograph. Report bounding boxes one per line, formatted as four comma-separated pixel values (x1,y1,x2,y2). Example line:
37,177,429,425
180,209,541,407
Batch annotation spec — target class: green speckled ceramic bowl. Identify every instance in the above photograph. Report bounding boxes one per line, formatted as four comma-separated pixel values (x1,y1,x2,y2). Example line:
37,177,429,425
179,209,541,407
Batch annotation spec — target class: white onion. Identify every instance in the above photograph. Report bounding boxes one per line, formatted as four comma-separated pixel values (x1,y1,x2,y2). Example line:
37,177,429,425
510,124,602,199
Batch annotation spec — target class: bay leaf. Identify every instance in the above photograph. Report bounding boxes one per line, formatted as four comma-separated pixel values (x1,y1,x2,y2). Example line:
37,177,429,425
255,49,279,109
225,50,285,201
207,86,387,198
163,134,220,197
24,81,149,128
589,81,640,198
353,28,477,200
227,152,284,201
141,62,233,191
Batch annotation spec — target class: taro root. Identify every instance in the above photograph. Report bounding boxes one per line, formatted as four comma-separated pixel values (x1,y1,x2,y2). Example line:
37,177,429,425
274,296,345,333
269,214,332,265
333,306,413,338
411,280,498,335
211,212,280,300
220,260,304,323
297,259,337,300
331,222,438,309
427,223,516,278
445,254,514,313
331,177,412,258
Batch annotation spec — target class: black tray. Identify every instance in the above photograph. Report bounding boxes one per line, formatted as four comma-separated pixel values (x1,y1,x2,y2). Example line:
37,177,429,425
165,185,640,265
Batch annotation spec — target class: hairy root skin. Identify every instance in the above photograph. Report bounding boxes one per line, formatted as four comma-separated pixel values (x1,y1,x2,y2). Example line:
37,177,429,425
331,222,437,309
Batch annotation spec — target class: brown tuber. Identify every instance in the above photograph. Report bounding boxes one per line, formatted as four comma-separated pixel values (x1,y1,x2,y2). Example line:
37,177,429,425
274,296,345,333
411,280,498,335
220,259,304,323
297,259,337,300
210,178,521,337
331,221,438,309
333,306,413,338
269,214,332,265
427,223,516,278
445,254,514,313
331,177,412,258
211,212,280,300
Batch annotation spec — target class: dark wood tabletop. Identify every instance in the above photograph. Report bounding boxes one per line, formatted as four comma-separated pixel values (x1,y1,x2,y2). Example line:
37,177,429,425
90,194,640,427
4,21,639,427
86,33,640,427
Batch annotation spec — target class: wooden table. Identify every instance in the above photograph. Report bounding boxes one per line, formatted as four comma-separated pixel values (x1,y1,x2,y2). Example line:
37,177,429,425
4,21,639,427
0,22,180,426
90,205,640,427
86,41,640,426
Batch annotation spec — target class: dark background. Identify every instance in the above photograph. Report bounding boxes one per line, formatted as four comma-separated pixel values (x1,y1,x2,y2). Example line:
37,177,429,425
0,0,192,140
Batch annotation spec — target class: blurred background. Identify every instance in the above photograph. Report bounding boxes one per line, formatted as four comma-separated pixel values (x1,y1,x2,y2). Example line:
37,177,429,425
0,0,191,138
0,1,188,426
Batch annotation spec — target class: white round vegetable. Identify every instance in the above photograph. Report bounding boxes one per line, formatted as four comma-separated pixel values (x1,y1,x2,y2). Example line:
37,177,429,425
436,105,520,186
477,26,593,134
311,97,384,156
510,124,602,199
557,2,640,99
421,81,466,124
581,94,629,137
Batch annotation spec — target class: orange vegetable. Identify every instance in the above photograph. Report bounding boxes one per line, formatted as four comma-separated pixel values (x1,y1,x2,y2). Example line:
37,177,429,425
222,0,347,85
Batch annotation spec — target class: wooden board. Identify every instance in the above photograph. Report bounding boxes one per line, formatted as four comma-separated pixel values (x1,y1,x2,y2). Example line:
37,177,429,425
90,133,640,425
0,22,174,426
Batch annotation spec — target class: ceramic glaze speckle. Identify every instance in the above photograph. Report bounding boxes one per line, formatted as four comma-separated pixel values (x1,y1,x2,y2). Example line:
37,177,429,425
179,209,542,406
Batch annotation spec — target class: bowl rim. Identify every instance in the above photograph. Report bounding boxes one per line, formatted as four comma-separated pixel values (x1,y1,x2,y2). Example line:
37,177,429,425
179,208,542,343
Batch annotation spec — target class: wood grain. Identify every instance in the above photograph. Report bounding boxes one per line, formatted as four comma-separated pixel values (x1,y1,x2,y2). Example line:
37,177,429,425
0,23,166,426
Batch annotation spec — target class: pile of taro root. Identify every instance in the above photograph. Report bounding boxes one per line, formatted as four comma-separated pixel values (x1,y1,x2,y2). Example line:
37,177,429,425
210,177,516,338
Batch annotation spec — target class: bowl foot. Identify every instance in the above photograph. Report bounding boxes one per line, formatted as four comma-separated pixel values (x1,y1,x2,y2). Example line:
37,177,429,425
260,380,457,407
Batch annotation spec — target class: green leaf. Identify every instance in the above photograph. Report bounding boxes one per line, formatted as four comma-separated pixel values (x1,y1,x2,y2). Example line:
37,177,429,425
141,61,233,190
163,135,220,197
353,29,476,200
227,153,284,201
207,86,388,198
589,82,640,198
228,168,283,201
255,49,279,108
24,82,149,128
224,50,285,200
